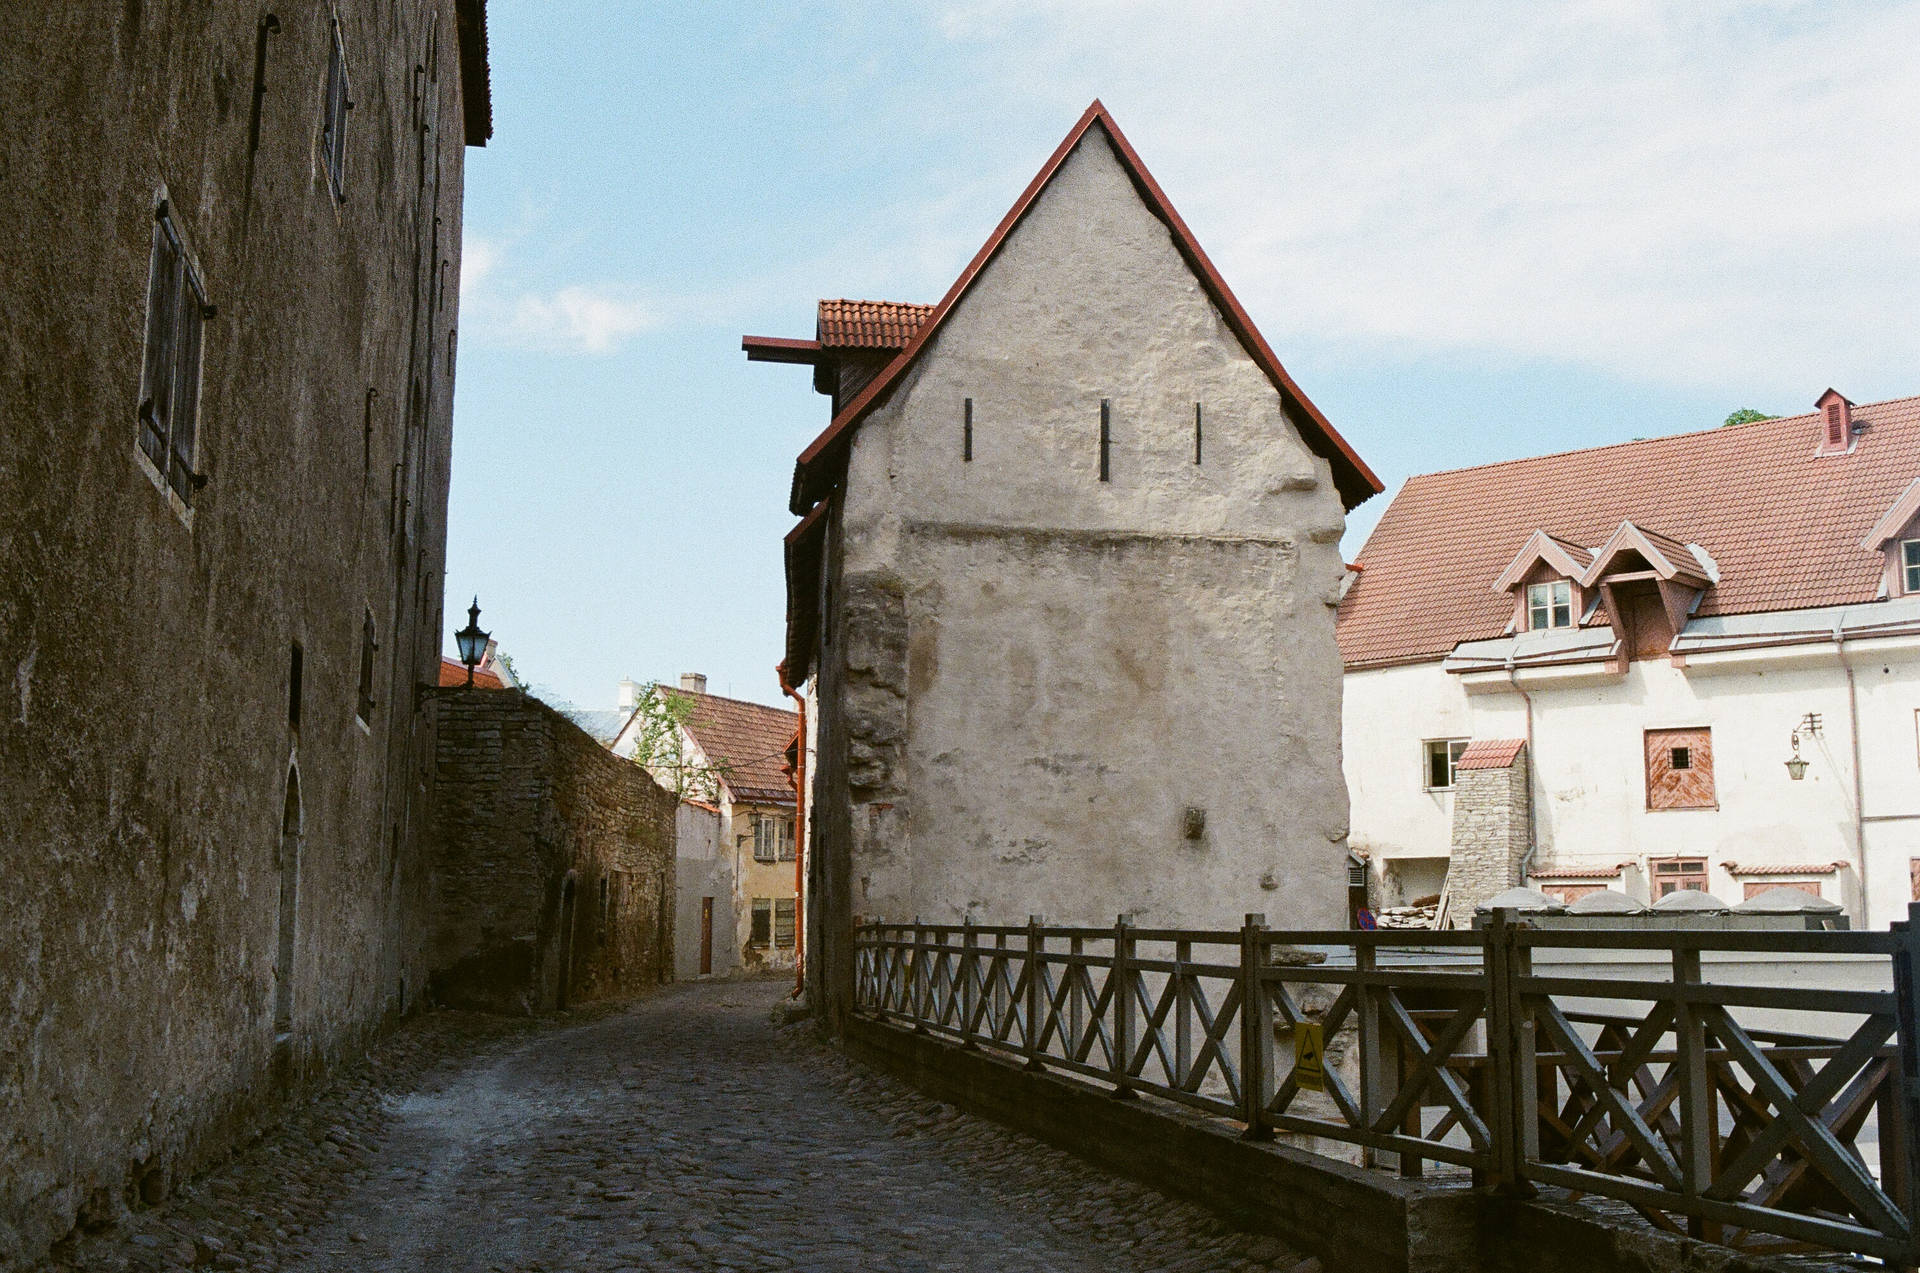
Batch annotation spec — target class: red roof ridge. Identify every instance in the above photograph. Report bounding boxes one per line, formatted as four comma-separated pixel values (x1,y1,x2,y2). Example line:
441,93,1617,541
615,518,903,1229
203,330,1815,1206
659,683,798,719
788,100,1381,514
1393,395,1920,489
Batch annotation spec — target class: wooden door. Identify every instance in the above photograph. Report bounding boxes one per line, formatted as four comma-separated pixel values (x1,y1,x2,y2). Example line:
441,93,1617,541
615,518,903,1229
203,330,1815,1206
699,897,713,975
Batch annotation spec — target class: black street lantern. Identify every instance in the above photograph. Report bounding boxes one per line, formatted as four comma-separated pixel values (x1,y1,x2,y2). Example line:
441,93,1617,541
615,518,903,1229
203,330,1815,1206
454,597,490,687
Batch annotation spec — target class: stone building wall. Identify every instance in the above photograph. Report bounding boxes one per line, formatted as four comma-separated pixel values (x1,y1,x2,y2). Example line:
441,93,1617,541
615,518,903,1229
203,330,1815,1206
1446,747,1533,922
0,3,485,1265
809,123,1355,1024
428,692,676,1013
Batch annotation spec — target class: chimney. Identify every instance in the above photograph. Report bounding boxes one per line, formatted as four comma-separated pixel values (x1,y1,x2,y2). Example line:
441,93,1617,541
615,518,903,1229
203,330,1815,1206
616,677,638,711
679,672,707,695
1816,388,1855,455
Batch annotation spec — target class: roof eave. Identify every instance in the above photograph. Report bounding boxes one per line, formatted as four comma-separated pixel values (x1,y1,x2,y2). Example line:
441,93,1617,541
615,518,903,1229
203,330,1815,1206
454,0,492,147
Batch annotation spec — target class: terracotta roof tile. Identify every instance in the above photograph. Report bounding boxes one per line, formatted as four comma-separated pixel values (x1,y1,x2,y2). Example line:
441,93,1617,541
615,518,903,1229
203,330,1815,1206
816,300,933,350
1723,861,1845,876
671,688,799,806
1528,865,1624,880
1457,738,1527,769
439,656,505,689
1339,396,1920,667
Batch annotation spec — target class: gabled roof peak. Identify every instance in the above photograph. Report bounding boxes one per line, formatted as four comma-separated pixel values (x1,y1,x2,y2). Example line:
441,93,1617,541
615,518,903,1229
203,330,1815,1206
1577,519,1712,589
1491,529,1593,595
785,99,1381,514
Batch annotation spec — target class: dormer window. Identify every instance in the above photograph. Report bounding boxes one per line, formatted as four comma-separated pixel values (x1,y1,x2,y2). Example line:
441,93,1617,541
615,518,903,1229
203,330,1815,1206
1527,580,1573,630
1905,539,1920,594
1815,388,1854,456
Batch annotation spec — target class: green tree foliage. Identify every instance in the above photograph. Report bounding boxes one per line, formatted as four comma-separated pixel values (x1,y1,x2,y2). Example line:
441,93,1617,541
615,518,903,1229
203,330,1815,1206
1722,408,1774,427
628,684,727,802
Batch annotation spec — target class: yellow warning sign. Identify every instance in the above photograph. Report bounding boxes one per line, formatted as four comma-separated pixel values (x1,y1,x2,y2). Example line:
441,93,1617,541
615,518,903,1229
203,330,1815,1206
1294,1022,1326,1092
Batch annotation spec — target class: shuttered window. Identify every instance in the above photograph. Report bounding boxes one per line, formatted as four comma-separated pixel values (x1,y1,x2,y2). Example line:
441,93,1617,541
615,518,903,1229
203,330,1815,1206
774,898,795,949
322,19,351,198
1645,728,1714,810
139,204,208,506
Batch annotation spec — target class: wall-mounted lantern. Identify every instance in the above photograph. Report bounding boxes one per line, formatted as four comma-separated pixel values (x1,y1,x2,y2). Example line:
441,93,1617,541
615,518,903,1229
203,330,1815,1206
1785,712,1821,781
453,597,490,687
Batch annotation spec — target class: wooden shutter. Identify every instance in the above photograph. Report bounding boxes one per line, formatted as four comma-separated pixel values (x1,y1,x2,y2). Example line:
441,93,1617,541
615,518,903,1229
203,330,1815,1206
1646,728,1714,810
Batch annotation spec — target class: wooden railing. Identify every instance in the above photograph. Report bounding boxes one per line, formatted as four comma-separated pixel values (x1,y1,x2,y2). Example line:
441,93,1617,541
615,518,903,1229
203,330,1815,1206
853,909,1920,1265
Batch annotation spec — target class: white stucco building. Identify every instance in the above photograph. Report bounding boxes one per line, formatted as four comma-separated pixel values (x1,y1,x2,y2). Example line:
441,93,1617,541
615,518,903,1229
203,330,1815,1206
1339,392,1920,929
748,101,1384,1026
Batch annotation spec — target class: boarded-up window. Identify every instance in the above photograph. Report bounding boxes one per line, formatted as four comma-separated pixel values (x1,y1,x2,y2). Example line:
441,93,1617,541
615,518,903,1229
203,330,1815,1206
774,898,796,949
1650,857,1707,897
1744,880,1819,901
1646,728,1714,809
1911,859,1920,902
1539,883,1605,904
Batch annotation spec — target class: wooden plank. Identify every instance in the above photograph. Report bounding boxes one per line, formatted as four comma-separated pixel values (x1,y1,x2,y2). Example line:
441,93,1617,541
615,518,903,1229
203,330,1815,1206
1703,1004,1907,1239
1707,1014,1893,1203
1532,997,1684,1189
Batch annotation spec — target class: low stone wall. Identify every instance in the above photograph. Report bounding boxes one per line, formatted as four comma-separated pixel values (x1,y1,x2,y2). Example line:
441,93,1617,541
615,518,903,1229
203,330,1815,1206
429,691,675,1011
844,1018,1805,1273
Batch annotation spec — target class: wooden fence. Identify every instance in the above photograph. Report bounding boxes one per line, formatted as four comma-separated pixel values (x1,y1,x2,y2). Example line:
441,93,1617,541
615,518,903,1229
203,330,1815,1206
853,909,1920,1265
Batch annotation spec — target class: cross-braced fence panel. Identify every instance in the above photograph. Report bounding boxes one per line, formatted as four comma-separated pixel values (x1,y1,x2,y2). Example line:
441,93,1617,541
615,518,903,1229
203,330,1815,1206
852,910,1920,1266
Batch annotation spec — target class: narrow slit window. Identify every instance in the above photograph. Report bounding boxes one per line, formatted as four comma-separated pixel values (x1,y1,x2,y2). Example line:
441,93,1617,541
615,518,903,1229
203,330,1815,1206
1194,402,1203,465
356,610,376,724
288,643,303,729
1098,399,1111,482
963,397,972,462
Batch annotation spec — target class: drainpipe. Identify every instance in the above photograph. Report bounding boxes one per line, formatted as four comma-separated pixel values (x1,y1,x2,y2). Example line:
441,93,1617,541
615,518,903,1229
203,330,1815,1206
1504,653,1540,887
1833,620,1871,923
779,662,807,999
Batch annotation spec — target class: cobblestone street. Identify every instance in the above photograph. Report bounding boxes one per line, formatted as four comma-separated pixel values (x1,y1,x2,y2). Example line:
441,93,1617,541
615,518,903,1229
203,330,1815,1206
47,979,1308,1273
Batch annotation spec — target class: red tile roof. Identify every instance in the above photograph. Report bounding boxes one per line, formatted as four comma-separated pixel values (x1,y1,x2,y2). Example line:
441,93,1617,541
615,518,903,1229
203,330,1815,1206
1723,861,1845,876
1456,738,1527,770
1339,395,1920,668
788,101,1381,516
1529,865,1625,880
816,300,932,350
670,688,799,806
439,656,505,689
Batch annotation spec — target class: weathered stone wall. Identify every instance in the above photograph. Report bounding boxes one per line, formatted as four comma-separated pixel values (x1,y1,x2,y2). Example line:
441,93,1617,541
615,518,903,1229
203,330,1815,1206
0,4,479,1265
1446,752,1532,922
428,692,676,1012
811,126,1353,1022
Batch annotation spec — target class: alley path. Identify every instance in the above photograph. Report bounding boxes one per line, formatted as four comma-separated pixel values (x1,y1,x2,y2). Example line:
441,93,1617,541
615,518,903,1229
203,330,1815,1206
56,978,1309,1273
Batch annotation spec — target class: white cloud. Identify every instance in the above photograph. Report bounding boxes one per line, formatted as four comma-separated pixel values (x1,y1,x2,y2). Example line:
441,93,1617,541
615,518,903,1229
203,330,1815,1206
457,236,660,355
915,0,1920,394
507,286,660,354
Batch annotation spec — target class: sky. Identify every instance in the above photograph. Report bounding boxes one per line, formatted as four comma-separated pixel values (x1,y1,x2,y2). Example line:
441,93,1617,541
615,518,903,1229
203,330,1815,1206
446,0,1920,711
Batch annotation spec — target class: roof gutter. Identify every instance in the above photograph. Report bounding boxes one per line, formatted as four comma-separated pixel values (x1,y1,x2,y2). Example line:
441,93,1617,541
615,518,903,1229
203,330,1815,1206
1833,619,1871,922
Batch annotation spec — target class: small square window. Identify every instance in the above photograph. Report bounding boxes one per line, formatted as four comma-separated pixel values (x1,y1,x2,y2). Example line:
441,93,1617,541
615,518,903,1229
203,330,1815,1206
1424,739,1468,790
1903,540,1920,595
1670,747,1690,771
1526,580,1574,631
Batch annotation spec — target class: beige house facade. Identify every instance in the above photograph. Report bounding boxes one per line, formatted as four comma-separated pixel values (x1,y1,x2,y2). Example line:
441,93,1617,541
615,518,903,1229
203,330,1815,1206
752,102,1383,1027
618,675,801,974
